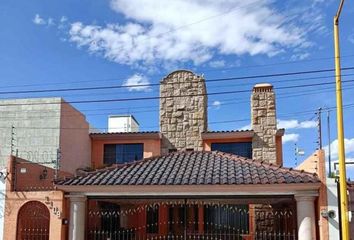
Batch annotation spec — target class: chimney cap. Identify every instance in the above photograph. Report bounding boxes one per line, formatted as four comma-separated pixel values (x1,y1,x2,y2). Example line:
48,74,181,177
254,83,273,88
253,83,273,92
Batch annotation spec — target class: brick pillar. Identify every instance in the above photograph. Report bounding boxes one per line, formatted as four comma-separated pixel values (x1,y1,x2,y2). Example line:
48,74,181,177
251,83,277,163
160,70,207,154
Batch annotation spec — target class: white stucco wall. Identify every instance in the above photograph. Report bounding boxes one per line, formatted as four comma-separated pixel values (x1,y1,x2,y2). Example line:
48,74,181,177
0,176,5,240
327,178,340,240
108,115,139,132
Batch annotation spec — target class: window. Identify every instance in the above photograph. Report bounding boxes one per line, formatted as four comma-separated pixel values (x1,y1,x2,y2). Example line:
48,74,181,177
146,206,159,234
103,143,144,164
211,142,252,158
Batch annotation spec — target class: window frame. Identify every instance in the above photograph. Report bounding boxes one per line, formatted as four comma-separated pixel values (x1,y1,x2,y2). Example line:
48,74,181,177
103,143,144,165
210,142,252,158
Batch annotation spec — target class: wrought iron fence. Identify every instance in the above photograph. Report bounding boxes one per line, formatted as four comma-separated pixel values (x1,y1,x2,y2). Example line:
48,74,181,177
87,199,297,240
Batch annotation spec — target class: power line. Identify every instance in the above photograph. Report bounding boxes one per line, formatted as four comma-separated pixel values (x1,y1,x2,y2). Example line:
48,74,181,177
0,84,351,120
1,79,354,120
1,102,354,131
3,72,354,102
1,67,354,95
16,73,354,105
1,78,354,107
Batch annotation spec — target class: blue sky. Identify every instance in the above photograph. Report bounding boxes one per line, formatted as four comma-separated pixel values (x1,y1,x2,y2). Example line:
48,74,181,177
1,0,354,177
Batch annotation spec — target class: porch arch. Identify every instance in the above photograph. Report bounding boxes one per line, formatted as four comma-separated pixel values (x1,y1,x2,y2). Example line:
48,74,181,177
16,201,50,240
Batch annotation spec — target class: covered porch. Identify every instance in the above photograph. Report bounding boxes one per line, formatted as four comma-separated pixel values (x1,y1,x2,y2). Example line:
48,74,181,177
85,197,296,240
56,151,320,240
62,186,318,240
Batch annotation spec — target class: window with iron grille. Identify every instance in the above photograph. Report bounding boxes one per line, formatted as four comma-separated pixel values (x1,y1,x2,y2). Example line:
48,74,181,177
103,143,144,164
211,142,252,158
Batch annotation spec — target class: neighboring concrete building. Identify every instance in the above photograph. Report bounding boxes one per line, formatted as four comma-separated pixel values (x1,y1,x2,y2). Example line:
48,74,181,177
0,97,91,174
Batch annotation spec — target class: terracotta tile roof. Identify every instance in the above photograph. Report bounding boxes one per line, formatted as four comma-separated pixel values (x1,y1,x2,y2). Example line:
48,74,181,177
56,151,319,186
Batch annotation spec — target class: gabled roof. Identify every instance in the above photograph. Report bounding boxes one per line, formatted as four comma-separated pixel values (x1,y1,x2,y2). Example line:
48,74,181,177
56,151,318,186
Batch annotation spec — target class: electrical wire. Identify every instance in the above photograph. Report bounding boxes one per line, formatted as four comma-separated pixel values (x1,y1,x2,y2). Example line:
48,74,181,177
1,67,354,95
2,102,354,131
1,78,354,107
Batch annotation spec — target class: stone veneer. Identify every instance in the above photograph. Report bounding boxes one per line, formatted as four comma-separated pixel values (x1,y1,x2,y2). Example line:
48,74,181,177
160,70,207,154
251,83,277,164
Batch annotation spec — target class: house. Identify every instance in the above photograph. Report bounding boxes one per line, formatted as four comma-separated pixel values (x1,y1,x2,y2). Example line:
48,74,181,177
1,70,328,240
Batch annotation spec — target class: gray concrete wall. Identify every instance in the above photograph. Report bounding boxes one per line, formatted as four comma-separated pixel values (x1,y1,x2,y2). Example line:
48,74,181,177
0,98,62,167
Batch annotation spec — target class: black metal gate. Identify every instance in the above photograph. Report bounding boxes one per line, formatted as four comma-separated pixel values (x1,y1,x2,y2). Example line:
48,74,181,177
16,201,50,240
87,199,297,240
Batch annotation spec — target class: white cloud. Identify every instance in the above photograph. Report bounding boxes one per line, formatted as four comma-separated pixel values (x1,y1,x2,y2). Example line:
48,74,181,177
67,0,311,67
33,14,46,25
209,60,226,68
122,74,151,92
277,119,317,129
282,133,299,143
324,138,354,159
212,100,221,109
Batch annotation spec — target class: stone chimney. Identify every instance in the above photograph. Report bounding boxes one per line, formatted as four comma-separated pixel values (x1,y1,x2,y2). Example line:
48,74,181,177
251,83,277,164
160,70,207,154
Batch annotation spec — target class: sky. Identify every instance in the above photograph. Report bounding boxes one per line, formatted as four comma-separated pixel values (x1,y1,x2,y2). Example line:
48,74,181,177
0,0,354,177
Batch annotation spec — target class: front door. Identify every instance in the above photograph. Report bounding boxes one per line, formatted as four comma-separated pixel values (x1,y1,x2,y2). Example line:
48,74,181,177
16,201,50,240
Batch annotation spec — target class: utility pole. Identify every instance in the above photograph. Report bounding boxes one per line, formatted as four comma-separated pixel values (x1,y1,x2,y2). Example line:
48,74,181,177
327,110,332,177
334,0,349,238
